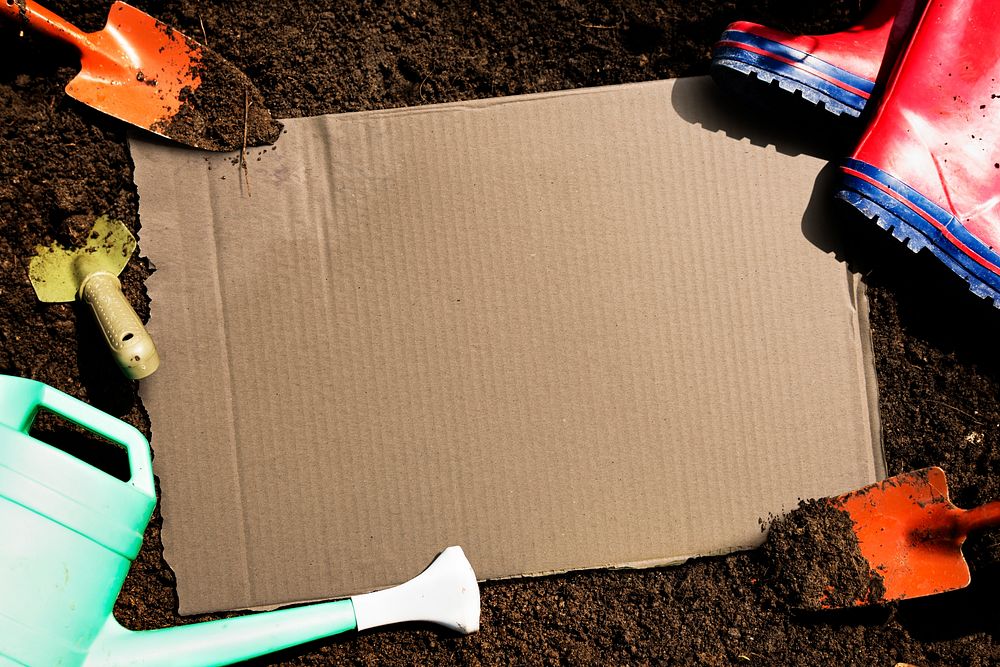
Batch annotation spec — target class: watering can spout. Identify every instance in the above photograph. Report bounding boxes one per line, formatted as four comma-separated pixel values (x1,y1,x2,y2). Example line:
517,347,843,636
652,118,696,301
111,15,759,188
351,544,481,635
84,602,358,667
85,547,480,667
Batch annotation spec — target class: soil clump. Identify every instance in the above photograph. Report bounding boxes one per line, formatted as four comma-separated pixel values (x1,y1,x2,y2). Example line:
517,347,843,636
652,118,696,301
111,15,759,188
152,48,283,152
764,500,886,610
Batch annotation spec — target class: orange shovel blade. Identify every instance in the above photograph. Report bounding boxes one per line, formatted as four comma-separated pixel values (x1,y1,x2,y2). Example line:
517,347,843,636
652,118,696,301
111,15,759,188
832,467,969,604
66,2,201,136
6,1,276,150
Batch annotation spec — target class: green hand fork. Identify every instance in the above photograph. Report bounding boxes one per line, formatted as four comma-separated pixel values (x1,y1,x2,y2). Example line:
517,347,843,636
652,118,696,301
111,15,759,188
0,374,479,667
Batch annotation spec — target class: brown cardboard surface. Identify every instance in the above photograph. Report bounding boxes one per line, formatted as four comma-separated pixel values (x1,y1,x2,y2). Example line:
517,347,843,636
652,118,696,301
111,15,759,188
131,76,882,615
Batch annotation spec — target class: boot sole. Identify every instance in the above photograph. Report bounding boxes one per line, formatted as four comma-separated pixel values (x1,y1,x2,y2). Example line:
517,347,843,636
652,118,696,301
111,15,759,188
711,30,874,119
838,158,1000,307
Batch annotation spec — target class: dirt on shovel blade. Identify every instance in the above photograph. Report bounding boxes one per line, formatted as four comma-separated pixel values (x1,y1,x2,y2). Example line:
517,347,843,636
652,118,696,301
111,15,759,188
151,48,283,152
764,499,886,609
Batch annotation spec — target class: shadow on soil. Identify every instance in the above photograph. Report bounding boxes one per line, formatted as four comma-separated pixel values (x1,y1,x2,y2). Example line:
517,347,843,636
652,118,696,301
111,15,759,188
791,570,998,643
895,568,999,642
74,300,139,417
801,167,1000,375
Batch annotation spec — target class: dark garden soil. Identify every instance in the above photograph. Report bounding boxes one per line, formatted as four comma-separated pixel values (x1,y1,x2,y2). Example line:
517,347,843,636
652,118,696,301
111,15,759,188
1,1,998,665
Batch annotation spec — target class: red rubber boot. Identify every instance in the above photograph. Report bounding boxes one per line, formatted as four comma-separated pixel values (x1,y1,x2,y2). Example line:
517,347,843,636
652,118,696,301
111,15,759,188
712,1,921,118
837,0,1000,304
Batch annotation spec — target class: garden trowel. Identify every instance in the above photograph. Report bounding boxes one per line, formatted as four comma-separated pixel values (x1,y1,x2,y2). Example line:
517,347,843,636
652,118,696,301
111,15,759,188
804,467,1000,608
28,216,159,380
1,0,279,151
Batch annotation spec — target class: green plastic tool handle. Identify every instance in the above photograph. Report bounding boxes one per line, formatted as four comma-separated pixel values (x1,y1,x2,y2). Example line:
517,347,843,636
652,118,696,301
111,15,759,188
79,272,160,380
30,383,155,499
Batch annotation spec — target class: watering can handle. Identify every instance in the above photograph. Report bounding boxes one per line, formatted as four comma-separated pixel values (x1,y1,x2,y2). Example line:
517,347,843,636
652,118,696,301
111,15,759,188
33,384,156,498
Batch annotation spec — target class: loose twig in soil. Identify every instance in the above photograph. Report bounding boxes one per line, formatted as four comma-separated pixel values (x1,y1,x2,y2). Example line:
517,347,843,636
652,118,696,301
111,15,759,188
578,21,621,29
199,15,209,45
241,89,252,198
578,8,625,30
925,399,984,425
307,11,335,39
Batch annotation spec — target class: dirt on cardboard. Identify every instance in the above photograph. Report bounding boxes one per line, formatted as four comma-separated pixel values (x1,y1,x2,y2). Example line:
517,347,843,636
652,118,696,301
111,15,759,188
0,1,996,665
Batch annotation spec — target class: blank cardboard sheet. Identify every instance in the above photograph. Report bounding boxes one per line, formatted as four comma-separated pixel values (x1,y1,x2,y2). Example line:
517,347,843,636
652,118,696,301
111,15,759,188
131,77,882,615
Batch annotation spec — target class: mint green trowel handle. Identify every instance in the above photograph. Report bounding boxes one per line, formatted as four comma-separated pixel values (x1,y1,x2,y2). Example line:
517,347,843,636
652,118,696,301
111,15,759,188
12,377,155,498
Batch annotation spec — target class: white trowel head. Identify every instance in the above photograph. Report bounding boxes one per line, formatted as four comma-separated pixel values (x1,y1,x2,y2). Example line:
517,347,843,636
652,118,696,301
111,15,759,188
350,546,480,635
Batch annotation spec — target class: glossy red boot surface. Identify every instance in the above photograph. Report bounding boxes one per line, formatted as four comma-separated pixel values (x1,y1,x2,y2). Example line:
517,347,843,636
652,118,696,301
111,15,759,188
712,1,920,118
837,0,1000,304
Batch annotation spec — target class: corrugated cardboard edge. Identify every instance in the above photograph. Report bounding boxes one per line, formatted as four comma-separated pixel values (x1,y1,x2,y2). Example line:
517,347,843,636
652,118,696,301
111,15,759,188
854,274,885,481
234,550,747,614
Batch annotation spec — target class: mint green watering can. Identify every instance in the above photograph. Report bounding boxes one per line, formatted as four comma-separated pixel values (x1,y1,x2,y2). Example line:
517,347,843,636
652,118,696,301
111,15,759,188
0,375,480,666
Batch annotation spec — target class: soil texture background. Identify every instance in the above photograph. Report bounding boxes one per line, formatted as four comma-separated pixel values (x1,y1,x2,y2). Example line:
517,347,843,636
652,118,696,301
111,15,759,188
1,1,997,665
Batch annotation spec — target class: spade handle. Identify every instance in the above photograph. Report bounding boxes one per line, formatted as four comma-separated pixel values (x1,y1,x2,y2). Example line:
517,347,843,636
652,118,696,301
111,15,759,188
79,272,160,380
956,501,1000,537
0,0,91,53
